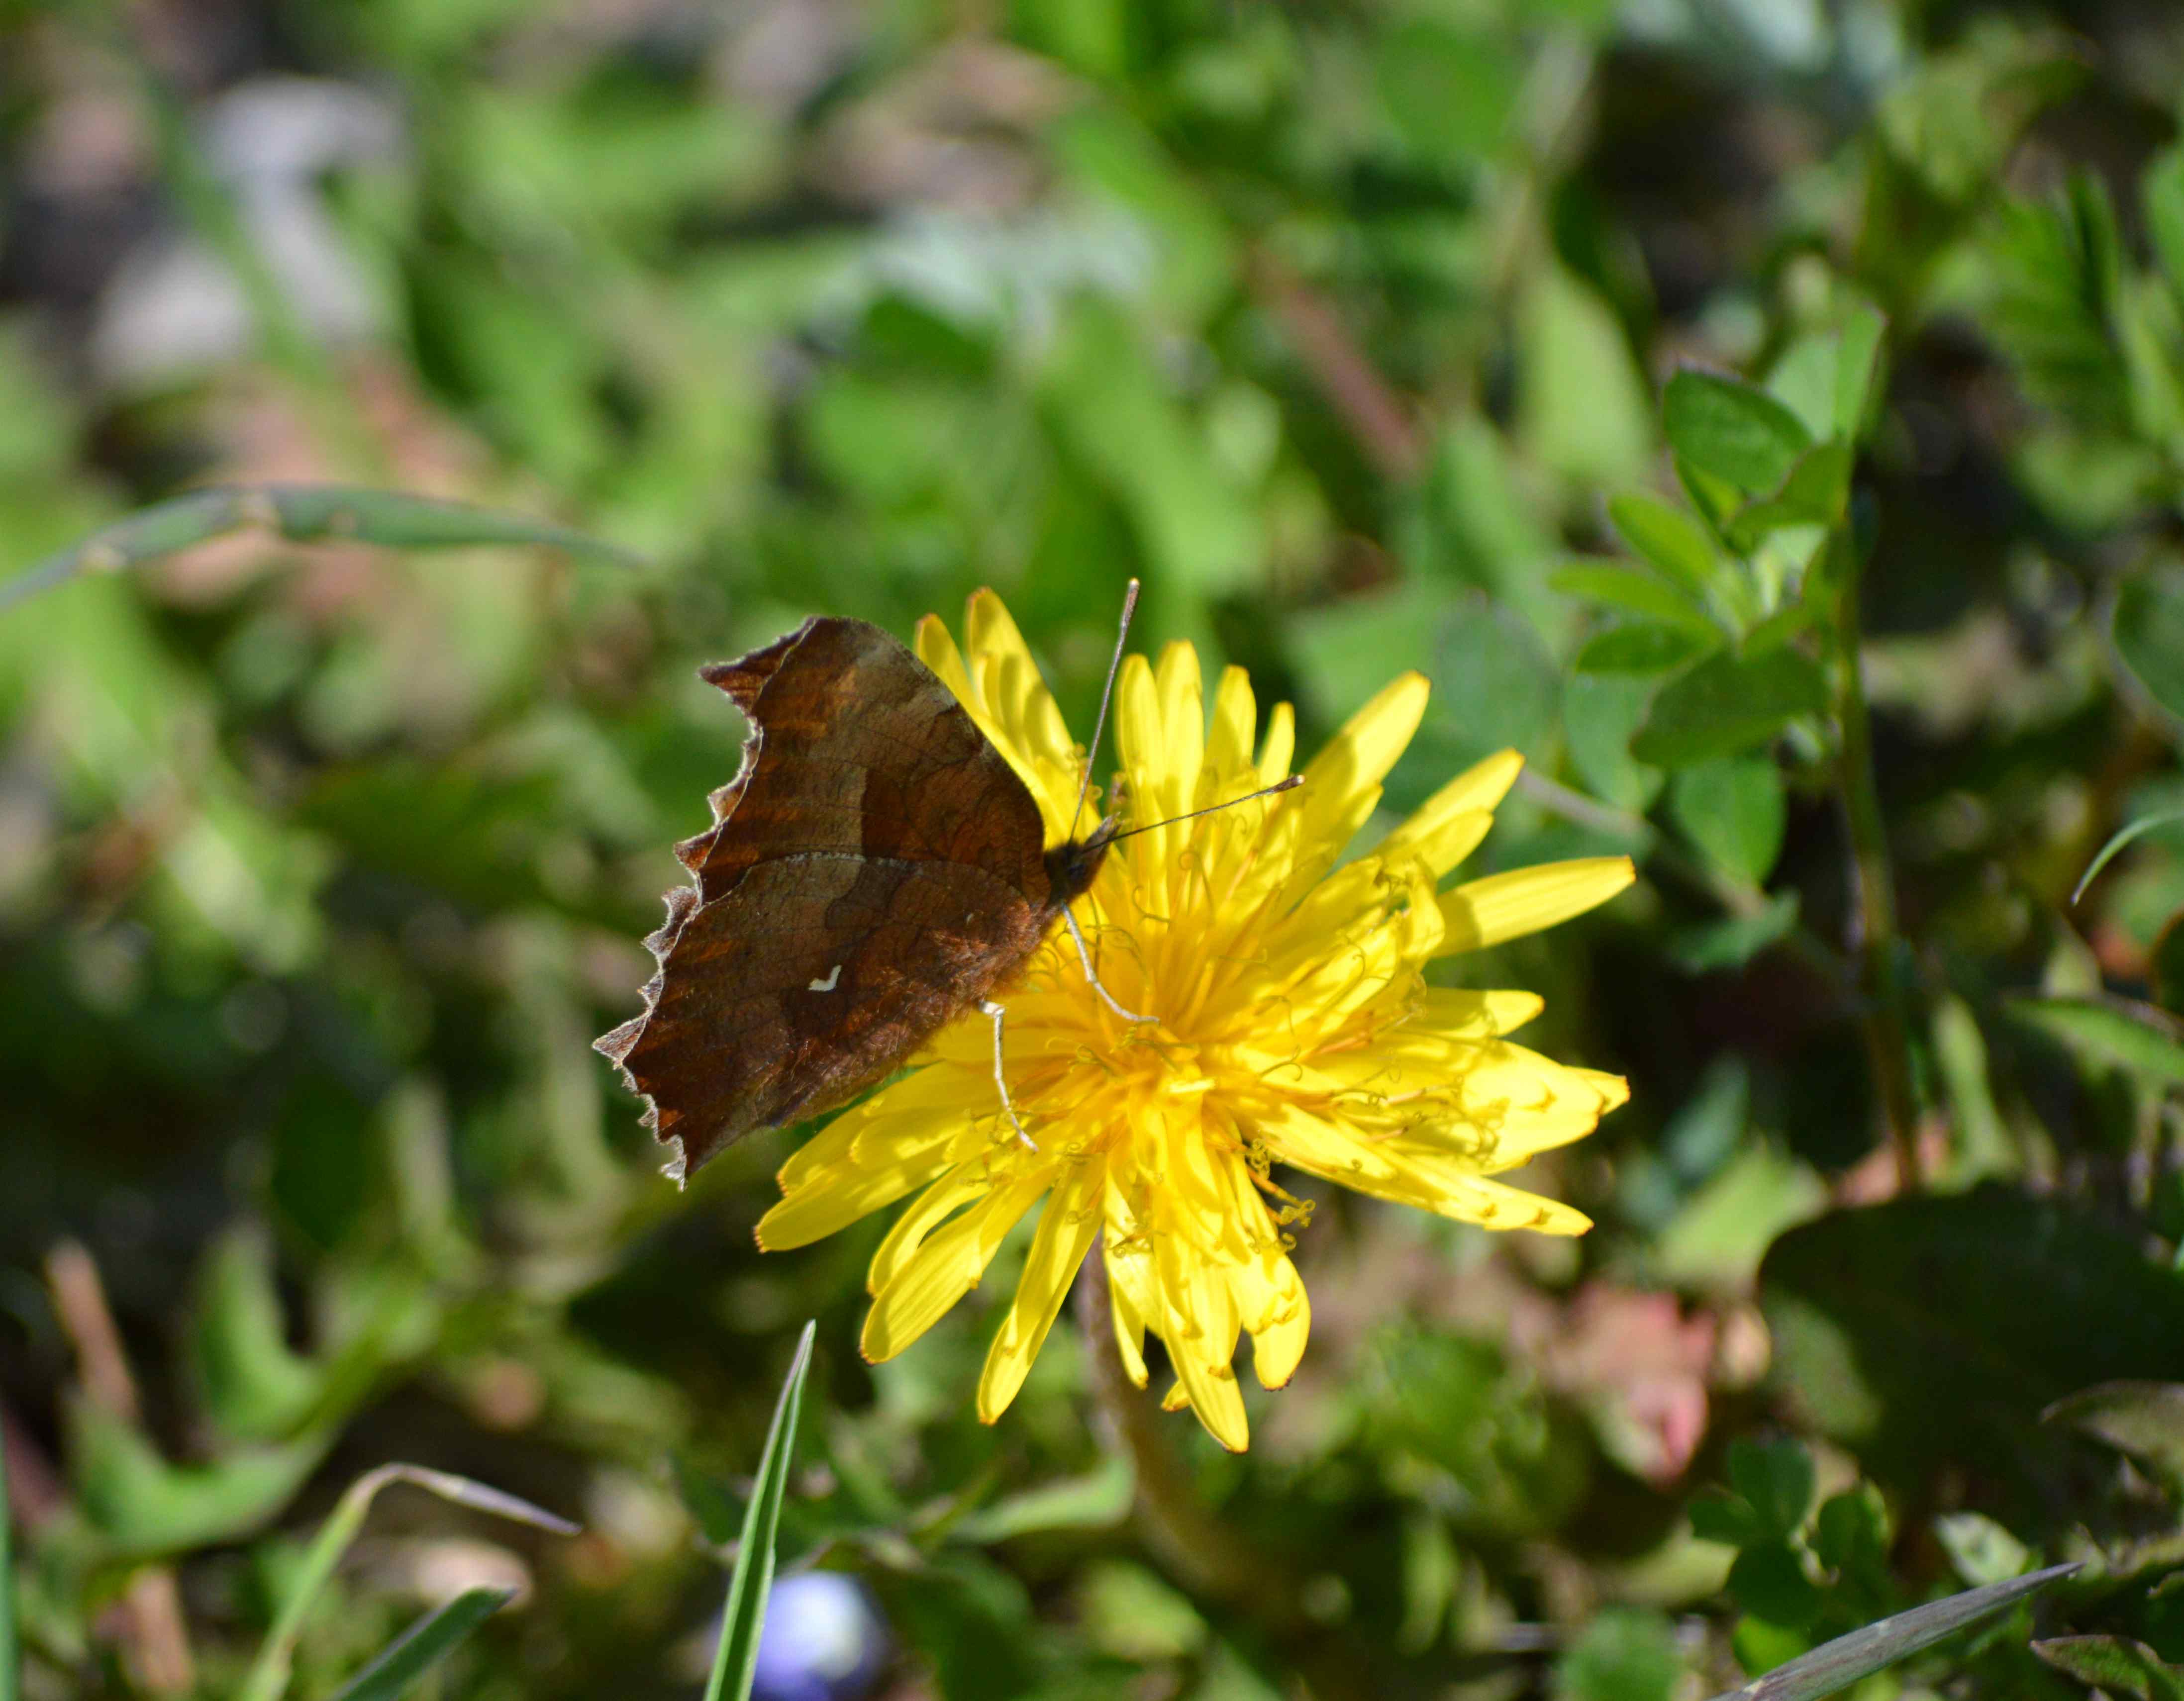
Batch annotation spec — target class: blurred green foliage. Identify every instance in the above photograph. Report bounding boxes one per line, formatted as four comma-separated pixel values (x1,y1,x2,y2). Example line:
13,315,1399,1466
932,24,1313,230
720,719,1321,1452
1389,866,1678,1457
8,0,2184,1696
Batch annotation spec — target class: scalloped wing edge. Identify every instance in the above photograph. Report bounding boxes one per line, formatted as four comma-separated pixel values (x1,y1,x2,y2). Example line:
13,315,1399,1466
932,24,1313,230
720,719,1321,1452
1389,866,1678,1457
592,621,819,1187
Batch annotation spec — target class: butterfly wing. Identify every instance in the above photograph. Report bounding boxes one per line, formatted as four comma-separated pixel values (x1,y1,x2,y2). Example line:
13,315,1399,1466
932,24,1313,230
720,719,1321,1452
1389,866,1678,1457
596,618,1060,1181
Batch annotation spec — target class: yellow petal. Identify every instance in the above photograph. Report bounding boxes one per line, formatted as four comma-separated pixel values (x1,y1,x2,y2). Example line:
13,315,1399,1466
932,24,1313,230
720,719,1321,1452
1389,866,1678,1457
757,1147,953,1251
977,1162,1103,1421
1155,641,1205,809
1113,655,1173,823
913,614,973,701
1377,806,1494,882
1288,674,1429,880
1436,856,1635,953
1102,1221,1154,1389
776,1112,864,1192
1411,987,1546,1039
1236,1252,1309,1389
919,604,1066,834
866,1167,990,1296
1205,666,1257,785
1154,1232,1249,1451
1434,748,1525,816
965,589,1040,695
1256,701,1295,786
862,1176,1047,1361
1340,1155,1594,1234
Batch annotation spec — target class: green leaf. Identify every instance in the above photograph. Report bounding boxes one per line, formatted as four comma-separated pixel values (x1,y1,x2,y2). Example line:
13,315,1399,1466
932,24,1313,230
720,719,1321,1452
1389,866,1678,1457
1670,758,1787,885
1046,108,1233,322
2033,1636,2184,1701
1986,176,2130,430
329,1589,514,1701
2043,1382,2184,1495
2149,150,2184,310
1834,306,1889,441
1702,1563,2078,1701
952,1455,1133,1544
2007,995,2184,1088
1557,1606,1681,1701
1426,596,1561,765
1550,563,1719,636
1520,268,1653,486
1728,442,1855,545
1040,299,1259,592
1728,1439,1815,1542
706,1322,817,1701
1609,491,1719,599
1374,19,1519,163
1564,672,1665,814
1667,894,1802,974
1812,1486,1892,1600
1631,649,1828,767
71,1402,330,1557
1933,1512,2031,1590
1729,1541,1821,1629
1663,371,1814,494
2114,567,2184,724
1761,1188,2184,1478
1690,1494,1767,1548
0,485,637,615
192,1228,326,1444
1578,622,1716,676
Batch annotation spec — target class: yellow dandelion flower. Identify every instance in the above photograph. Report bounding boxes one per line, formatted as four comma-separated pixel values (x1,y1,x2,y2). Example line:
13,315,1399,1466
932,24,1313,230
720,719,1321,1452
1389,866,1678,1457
755,591,1634,1451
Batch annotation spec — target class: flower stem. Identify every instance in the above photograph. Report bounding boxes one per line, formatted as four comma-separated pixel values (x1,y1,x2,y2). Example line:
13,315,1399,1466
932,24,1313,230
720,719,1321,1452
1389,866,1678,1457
1832,562,1922,1191
1072,1248,1263,1604
1072,1250,1380,1701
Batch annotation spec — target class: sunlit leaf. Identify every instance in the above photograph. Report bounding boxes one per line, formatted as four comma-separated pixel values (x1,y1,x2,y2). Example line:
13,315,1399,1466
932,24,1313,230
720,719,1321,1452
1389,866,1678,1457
1670,758,1787,885
2007,995,2184,1088
952,1455,1134,1544
1578,622,1717,676
1550,563,1719,635
2044,1382,2184,1494
1609,491,1719,599
2033,1635,2184,1701
1631,650,1828,767
1663,371,1814,494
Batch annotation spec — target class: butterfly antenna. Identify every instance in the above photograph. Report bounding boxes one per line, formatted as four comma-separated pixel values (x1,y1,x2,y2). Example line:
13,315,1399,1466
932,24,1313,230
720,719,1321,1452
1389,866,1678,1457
1103,774,1302,845
1070,577,1140,839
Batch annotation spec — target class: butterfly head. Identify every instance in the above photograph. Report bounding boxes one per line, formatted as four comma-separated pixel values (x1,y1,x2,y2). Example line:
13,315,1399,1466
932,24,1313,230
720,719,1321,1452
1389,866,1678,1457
1045,817,1118,909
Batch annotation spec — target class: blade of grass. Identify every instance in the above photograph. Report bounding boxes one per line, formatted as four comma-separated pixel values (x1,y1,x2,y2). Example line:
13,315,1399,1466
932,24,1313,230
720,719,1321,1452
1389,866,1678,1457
237,1465,576,1701
706,1321,817,1701
2074,807,2184,903
0,485,638,615
328,1587,515,1701
1,1418,16,1701
1703,1562,2080,1701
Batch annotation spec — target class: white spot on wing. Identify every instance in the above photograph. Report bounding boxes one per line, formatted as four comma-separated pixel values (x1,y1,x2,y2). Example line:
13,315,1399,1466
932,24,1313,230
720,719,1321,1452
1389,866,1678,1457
808,963,842,992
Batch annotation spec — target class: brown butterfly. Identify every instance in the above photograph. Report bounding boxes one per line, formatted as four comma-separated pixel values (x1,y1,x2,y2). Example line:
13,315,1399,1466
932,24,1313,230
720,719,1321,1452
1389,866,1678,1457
595,584,1294,1183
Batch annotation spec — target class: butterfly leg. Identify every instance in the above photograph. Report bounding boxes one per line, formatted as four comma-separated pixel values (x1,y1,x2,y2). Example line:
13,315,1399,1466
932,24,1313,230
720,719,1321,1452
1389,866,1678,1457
1062,907,1157,1026
981,999,1036,1150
